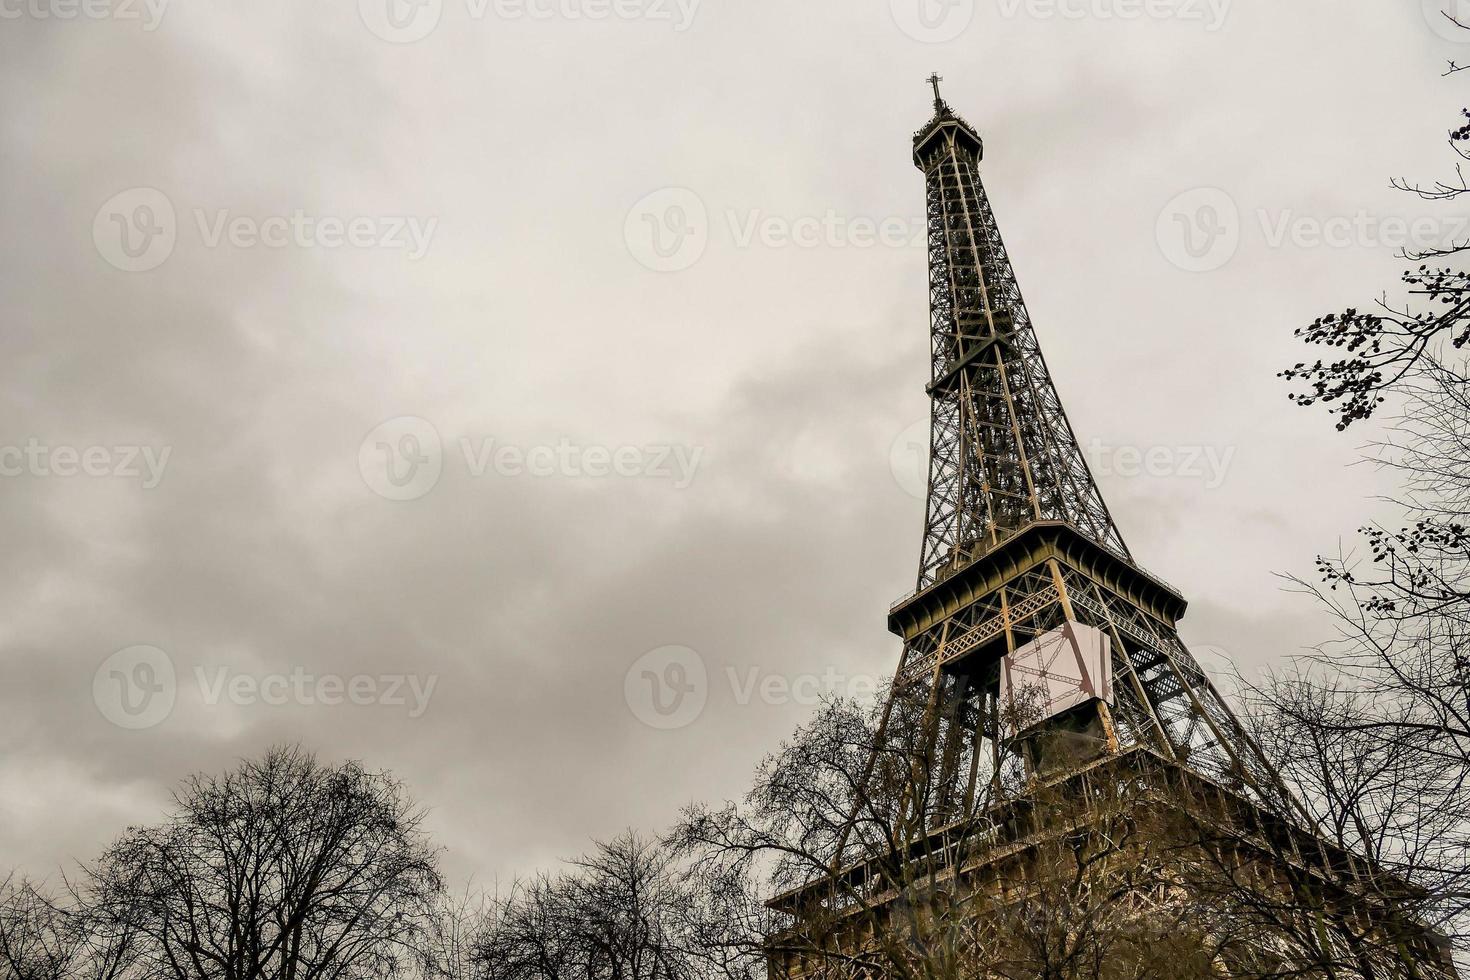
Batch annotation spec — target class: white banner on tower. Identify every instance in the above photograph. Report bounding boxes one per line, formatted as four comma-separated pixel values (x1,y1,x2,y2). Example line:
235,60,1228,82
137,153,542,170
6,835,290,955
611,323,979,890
998,621,1112,732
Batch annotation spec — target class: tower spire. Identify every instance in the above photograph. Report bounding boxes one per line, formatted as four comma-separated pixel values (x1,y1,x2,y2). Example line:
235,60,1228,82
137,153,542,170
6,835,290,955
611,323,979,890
926,72,946,113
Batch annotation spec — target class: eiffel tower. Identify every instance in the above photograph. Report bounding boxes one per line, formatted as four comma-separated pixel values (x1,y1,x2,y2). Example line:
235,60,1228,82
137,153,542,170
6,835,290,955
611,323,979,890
880,74,1282,810
767,79,1458,979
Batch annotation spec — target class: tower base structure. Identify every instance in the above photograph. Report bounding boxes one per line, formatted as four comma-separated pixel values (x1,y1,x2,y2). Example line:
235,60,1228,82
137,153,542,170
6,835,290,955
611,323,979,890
768,749,1457,980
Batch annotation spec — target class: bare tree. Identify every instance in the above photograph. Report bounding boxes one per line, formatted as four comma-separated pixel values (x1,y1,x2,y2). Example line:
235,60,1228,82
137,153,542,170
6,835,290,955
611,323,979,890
0,874,79,980
85,744,443,980
477,831,700,980
1278,2,1470,433
0,873,138,980
417,887,498,980
1252,13,1470,971
1263,16,1470,970
1280,95,1470,428
1229,682,1466,977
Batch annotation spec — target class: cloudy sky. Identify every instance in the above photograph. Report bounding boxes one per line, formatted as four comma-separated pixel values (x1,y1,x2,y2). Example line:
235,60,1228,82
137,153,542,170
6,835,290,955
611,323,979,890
1,0,1465,887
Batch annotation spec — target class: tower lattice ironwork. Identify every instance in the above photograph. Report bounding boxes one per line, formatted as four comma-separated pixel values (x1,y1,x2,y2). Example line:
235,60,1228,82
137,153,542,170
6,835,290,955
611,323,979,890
882,78,1285,817
767,81,1458,980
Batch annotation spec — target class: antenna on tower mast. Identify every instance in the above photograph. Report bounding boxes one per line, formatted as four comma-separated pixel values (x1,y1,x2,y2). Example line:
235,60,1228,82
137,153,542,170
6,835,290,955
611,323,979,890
926,72,945,111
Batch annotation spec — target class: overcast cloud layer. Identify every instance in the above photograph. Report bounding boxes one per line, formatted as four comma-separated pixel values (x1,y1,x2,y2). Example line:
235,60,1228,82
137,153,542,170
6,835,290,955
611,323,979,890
1,0,1462,886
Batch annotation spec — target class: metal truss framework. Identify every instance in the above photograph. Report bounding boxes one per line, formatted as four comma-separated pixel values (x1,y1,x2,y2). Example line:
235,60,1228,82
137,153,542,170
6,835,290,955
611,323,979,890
771,84,1457,980
882,87,1294,828
915,100,1125,590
